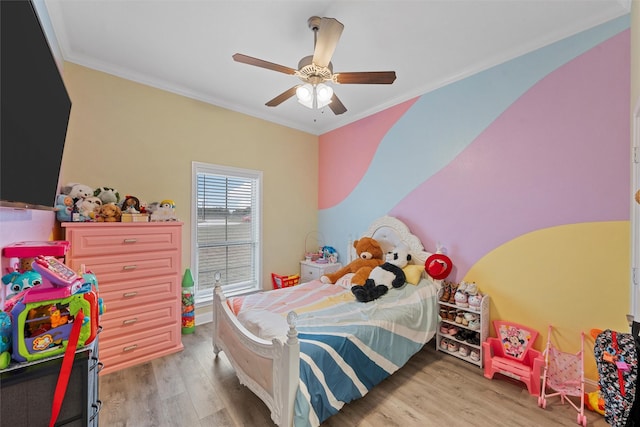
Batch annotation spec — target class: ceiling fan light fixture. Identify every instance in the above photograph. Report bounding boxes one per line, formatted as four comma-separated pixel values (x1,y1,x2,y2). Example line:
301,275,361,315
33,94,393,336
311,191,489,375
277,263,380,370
296,83,314,108
316,83,333,107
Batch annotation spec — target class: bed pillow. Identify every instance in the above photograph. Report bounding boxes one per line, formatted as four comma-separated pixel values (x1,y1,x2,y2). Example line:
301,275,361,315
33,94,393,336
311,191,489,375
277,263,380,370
403,264,424,285
334,273,356,289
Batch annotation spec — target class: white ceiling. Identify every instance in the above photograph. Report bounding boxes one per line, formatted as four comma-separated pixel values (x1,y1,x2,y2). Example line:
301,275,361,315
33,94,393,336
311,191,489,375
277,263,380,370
43,0,630,135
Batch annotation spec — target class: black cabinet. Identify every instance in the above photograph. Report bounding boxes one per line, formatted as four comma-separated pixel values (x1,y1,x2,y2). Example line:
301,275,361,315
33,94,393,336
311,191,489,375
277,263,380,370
0,341,100,426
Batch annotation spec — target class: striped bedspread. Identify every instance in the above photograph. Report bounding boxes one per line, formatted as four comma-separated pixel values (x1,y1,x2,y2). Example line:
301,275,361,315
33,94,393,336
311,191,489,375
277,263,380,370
228,278,439,426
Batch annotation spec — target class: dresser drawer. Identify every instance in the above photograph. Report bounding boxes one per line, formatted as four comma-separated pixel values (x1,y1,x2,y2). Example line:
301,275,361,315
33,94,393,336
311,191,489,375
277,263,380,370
98,275,178,311
99,324,182,375
66,250,180,283
63,223,181,257
99,299,179,342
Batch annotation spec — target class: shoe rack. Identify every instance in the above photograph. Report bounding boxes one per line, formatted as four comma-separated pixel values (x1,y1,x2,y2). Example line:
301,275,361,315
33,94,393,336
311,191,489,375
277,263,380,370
436,285,490,368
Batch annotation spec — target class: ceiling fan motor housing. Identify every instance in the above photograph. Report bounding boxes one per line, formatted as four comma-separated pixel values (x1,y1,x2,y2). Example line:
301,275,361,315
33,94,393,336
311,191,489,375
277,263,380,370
296,55,334,84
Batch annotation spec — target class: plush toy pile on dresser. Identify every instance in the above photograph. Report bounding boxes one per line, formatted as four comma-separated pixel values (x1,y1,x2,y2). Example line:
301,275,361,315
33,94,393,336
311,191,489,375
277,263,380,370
54,182,178,223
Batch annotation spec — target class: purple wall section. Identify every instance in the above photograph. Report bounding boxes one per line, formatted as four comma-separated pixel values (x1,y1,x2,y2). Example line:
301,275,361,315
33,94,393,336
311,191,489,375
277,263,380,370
391,30,630,280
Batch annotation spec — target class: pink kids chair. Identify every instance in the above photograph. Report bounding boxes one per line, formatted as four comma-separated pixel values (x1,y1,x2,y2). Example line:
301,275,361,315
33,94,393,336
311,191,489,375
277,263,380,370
483,320,544,396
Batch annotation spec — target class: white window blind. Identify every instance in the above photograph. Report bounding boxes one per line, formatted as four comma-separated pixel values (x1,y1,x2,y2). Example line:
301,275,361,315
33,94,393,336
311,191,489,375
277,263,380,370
192,162,261,301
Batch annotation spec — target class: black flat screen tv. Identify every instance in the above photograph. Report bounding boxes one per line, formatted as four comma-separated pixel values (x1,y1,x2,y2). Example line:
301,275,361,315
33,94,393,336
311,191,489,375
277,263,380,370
1,0,71,210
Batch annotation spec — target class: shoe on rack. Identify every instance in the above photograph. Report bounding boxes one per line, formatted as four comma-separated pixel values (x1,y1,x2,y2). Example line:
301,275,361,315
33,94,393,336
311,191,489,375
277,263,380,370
448,309,457,321
447,340,459,353
466,332,480,346
454,290,468,308
468,292,482,311
440,337,449,350
468,318,481,331
470,349,480,362
455,311,464,324
459,345,469,357
439,308,447,320
440,324,450,334
465,282,478,296
439,281,451,302
447,282,459,304
448,325,459,335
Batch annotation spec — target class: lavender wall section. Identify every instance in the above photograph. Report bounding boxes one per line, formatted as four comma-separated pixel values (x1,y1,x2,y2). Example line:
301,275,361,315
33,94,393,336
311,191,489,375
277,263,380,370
318,16,630,279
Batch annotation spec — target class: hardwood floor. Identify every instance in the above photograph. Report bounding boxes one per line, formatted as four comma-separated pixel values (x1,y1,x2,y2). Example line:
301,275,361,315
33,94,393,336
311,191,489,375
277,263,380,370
98,322,609,426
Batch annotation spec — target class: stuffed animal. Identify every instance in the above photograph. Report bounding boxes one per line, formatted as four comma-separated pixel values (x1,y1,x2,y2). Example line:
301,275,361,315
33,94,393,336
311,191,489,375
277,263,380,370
320,237,384,286
94,187,120,205
54,194,74,222
0,311,11,369
77,196,102,219
352,246,412,303
96,203,122,222
61,183,94,200
150,199,177,221
121,195,141,213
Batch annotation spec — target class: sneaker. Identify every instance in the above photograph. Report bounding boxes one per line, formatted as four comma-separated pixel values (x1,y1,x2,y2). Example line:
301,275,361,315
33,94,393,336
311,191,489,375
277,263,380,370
468,293,482,311
470,349,480,362
448,325,459,335
440,324,450,334
447,340,459,353
455,311,464,324
466,282,478,296
459,345,469,357
454,290,468,308
468,318,481,330
440,338,449,350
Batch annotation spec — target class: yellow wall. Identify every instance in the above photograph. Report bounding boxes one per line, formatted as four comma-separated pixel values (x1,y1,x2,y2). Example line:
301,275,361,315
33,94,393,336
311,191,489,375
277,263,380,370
59,63,318,290
465,222,630,379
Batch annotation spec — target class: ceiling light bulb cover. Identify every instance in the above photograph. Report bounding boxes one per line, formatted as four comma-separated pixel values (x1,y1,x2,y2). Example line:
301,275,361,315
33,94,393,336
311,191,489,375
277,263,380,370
296,84,314,108
316,83,333,102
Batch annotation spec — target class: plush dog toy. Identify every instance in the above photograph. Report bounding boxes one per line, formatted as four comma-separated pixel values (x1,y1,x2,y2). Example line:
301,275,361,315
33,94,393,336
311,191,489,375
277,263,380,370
96,203,122,222
320,237,384,286
352,246,412,303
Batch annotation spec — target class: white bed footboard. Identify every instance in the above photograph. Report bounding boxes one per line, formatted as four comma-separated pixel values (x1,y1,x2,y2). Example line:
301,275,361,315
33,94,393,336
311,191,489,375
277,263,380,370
212,282,299,427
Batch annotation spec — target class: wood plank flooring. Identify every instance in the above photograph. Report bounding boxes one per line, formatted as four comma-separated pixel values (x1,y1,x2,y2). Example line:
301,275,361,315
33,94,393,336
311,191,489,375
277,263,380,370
98,323,609,426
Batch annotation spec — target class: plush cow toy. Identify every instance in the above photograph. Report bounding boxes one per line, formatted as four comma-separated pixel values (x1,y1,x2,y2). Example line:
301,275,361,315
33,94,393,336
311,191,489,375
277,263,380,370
352,246,412,303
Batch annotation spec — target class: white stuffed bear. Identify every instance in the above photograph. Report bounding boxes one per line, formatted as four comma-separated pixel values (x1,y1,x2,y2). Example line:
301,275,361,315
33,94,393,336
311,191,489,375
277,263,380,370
351,246,412,303
61,183,94,200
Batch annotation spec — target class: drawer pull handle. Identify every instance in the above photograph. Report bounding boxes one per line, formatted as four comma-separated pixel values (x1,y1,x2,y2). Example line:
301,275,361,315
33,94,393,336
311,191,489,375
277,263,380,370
97,362,104,373
123,291,138,298
123,344,138,352
123,265,137,271
123,318,138,325
123,238,137,244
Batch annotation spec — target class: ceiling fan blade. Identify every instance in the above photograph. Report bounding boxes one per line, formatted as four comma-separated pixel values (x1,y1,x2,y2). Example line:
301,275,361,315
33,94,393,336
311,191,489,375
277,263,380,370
232,53,297,75
335,71,397,84
312,17,344,68
265,86,299,107
329,93,347,115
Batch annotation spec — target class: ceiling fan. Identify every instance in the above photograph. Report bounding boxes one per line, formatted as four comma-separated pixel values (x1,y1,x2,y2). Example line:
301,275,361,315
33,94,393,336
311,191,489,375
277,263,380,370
232,16,396,115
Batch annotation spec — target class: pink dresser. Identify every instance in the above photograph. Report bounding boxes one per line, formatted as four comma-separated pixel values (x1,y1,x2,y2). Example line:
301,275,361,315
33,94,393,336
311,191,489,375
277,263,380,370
62,222,183,375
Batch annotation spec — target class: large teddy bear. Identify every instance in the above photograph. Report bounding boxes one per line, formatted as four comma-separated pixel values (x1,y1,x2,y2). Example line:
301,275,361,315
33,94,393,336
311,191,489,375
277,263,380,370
320,237,384,286
352,246,412,303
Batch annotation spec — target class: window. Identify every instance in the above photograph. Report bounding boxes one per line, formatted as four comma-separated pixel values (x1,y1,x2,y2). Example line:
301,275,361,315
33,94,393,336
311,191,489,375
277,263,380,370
192,162,262,302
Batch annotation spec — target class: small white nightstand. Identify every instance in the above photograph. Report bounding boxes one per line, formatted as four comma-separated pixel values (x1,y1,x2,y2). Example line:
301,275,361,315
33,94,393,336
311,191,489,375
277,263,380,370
300,260,342,282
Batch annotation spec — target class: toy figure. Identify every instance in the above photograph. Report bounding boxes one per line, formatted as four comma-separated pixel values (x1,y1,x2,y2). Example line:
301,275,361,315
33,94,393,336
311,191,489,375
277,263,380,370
121,195,141,213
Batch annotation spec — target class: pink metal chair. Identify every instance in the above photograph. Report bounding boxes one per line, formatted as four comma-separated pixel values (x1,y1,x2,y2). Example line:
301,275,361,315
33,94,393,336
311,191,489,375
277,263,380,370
483,320,545,396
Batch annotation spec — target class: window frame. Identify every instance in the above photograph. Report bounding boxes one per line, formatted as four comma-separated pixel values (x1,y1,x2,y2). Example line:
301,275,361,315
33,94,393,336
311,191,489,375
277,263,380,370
191,161,262,303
